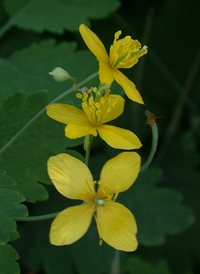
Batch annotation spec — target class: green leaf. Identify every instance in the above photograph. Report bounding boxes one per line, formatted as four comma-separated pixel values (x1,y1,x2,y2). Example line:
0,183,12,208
0,169,16,187
0,169,28,244
0,39,99,102
124,256,172,274
0,244,20,274
3,0,120,33
160,141,200,273
120,168,195,247
0,90,84,203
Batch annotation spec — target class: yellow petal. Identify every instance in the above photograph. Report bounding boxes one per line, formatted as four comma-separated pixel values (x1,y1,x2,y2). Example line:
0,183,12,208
65,123,98,139
47,153,94,200
50,204,94,245
46,103,88,125
112,69,144,104
97,125,142,150
99,60,114,84
79,24,109,63
98,152,141,195
96,202,138,252
100,95,125,124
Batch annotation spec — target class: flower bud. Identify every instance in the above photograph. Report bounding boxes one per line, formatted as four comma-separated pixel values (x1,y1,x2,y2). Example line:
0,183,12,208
49,67,70,83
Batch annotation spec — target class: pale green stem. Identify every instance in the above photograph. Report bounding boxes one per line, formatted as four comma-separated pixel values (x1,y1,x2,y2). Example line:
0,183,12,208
140,123,158,173
15,212,59,222
84,135,93,167
70,77,78,87
0,71,98,155
111,250,120,274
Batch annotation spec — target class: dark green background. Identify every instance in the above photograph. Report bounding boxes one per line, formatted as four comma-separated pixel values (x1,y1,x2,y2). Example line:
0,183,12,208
0,0,199,273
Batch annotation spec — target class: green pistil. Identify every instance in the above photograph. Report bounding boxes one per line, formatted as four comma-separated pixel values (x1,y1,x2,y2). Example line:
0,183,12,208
94,87,100,103
98,83,112,93
114,53,128,66
94,197,104,206
131,45,148,56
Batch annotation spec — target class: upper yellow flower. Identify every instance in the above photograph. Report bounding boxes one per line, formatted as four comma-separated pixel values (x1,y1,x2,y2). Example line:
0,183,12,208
79,24,147,104
46,88,142,150
48,152,141,251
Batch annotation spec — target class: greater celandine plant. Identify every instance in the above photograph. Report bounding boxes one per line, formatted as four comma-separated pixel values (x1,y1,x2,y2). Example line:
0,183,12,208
17,24,158,253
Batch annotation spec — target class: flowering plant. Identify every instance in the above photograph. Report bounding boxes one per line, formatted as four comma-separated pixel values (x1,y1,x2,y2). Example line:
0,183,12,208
0,5,196,273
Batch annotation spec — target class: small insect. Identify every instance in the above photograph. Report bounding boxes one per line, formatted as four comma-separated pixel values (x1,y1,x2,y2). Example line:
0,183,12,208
145,110,158,127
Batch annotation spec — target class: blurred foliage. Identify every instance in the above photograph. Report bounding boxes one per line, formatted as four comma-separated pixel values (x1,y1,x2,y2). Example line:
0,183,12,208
0,0,200,273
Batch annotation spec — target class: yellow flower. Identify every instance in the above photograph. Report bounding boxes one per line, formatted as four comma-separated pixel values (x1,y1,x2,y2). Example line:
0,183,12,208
46,88,142,150
79,24,147,104
48,152,141,251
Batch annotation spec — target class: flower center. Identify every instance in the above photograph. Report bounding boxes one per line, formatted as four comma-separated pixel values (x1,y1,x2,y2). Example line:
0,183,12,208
77,88,116,126
94,197,104,206
109,30,147,69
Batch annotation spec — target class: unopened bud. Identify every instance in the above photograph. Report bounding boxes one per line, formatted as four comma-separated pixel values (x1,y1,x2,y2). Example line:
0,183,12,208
49,67,70,83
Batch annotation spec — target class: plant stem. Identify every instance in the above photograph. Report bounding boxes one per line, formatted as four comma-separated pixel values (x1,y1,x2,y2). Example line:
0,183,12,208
84,135,93,166
15,212,59,222
140,122,158,173
0,71,98,155
149,50,199,114
111,250,120,274
156,49,200,163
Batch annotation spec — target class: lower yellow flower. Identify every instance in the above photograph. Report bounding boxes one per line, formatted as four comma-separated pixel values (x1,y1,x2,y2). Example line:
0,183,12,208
46,88,142,150
48,152,141,252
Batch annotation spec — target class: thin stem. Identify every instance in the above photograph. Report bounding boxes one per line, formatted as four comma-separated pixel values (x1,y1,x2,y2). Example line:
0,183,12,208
135,7,154,90
111,250,120,274
84,148,91,167
113,10,199,114
132,8,154,130
156,49,200,163
149,50,199,114
84,135,94,166
0,71,98,155
15,212,59,222
140,123,158,173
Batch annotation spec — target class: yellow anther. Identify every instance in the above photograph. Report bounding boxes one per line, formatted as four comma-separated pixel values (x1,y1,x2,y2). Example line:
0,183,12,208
76,93,83,99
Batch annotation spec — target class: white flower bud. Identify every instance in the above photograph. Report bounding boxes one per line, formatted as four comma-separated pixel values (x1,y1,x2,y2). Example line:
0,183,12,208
49,67,70,83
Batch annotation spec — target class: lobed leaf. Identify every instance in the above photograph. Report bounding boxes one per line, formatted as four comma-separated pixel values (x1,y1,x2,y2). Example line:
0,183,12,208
0,244,20,274
118,167,195,247
3,0,120,33
0,169,28,245
0,39,99,102
0,90,84,203
159,141,200,273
